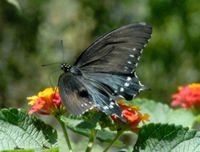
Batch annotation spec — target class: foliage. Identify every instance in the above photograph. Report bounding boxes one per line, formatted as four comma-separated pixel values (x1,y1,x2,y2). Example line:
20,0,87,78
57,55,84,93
133,98,194,127
0,108,57,151
1,98,200,151
0,0,200,107
134,123,200,152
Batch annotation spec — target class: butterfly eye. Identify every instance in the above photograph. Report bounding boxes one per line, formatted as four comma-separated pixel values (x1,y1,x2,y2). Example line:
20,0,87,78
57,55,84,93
78,89,89,98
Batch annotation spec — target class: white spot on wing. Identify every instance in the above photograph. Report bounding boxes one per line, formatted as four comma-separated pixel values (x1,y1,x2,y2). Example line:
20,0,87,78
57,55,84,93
129,54,135,58
103,106,109,110
124,66,128,72
127,61,132,64
120,87,124,92
109,104,114,109
110,102,115,106
118,95,125,99
124,82,130,87
84,103,88,106
132,93,137,98
133,72,138,78
138,81,144,87
127,77,132,81
133,48,136,51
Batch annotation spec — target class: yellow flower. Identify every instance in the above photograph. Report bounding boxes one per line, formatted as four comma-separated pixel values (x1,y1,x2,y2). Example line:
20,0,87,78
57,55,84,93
27,87,64,115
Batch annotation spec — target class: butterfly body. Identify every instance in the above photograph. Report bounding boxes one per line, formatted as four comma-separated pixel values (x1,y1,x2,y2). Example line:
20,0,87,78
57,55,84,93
58,23,152,120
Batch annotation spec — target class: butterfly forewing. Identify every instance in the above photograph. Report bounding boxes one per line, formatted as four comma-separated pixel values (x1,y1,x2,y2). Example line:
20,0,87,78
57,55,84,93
75,24,152,74
74,23,152,101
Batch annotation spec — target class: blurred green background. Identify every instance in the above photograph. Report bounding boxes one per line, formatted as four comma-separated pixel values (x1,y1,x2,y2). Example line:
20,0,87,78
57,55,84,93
0,0,199,108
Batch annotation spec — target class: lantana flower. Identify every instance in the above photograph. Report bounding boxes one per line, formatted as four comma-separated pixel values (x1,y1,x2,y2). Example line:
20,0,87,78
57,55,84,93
112,99,149,131
171,83,200,108
27,87,64,115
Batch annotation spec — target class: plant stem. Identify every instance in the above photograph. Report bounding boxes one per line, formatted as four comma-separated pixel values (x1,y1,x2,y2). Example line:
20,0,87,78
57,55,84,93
103,130,124,152
56,116,72,152
85,129,97,152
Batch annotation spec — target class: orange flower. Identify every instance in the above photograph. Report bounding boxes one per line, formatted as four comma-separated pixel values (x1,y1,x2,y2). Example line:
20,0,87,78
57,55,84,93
27,87,64,115
171,83,200,108
112,99,149,131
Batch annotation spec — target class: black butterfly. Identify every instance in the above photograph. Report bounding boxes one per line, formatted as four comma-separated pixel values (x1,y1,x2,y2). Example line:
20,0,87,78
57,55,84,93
58,23,152,120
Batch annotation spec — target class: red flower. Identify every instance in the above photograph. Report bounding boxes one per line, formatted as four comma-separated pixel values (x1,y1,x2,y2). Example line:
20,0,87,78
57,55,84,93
112,99,149,131
122,109,139,122
171,83,200,108
27,87,64,115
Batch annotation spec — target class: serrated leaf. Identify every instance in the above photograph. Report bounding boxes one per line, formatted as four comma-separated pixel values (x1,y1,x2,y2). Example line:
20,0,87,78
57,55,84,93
0,108,57,151
133,123,200,152
131,98,194,127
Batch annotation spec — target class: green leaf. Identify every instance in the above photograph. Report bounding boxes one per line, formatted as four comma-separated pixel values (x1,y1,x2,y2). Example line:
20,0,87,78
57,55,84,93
61,115,116,142
0,108,57,151
132,98,194,127
1,147,59,152
133,123,200,152
6,0,21,11
61,115,89,136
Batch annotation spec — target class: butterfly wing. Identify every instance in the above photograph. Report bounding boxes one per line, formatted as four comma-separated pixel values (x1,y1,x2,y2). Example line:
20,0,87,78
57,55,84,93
58,73,94,115
58,23,152,118
74,23,152,100
58,72,122,117
84,72,143,100
75,23,152,74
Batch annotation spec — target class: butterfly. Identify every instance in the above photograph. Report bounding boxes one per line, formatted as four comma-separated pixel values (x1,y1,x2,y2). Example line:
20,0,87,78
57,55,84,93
58,23,152,120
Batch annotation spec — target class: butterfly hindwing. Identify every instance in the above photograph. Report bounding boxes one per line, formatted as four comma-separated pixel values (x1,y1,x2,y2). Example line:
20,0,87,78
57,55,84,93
85,72,145,100
82,78,122,117
58,73,94,115
58,72,122,117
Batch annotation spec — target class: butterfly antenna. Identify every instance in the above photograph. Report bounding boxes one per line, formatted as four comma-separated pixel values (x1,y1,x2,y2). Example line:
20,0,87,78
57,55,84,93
41,62,61,67
59,40,66,63
47,69,61,90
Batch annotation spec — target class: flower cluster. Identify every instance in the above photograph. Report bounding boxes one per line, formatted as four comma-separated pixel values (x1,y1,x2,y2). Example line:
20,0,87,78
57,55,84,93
171,83,200,108
112,99,149,131
27,87,149,131
27,87,64,115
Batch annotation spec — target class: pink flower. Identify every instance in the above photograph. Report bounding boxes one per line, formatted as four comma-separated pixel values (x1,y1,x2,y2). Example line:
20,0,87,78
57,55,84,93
171,83,200,108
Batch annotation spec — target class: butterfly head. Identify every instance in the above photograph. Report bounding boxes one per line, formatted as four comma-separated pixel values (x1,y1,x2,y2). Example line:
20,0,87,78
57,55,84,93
60,63,71,72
